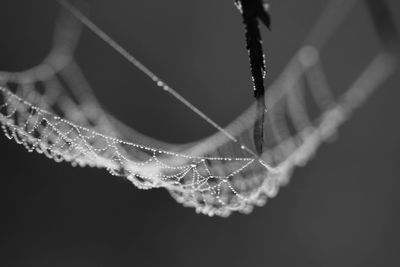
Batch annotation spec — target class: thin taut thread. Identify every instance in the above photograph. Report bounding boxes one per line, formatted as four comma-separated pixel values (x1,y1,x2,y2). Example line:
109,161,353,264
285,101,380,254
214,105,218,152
56,0,265,163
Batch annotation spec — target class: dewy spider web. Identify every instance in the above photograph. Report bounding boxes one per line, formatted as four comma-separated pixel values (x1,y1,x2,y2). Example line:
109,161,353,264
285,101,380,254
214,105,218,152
0,0,397,217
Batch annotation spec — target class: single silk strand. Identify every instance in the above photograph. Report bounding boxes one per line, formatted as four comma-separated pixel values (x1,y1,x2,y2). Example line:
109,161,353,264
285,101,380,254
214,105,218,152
56,0,261,159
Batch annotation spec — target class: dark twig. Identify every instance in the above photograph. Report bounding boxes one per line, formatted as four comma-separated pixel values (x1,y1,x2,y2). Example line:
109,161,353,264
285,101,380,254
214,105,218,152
234,0,271,155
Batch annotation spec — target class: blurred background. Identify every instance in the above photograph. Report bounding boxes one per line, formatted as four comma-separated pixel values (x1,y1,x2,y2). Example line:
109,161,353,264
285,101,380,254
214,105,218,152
0,0,399,266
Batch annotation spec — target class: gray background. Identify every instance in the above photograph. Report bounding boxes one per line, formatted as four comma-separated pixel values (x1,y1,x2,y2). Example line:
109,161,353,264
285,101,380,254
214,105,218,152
0,0,399,266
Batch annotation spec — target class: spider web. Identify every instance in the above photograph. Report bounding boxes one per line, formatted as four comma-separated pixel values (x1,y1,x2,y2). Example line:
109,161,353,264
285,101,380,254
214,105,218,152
0,0,398,217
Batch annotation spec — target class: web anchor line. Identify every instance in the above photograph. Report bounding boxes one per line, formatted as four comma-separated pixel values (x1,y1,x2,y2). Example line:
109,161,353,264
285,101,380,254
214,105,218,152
56,0,265,163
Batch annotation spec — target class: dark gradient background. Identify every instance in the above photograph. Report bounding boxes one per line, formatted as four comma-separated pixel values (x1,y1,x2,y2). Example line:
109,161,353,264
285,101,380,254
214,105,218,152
0,1,400,266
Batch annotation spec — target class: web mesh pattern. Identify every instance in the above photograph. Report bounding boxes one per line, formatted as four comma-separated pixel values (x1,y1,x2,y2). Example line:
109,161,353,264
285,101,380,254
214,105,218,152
0,0,397,216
